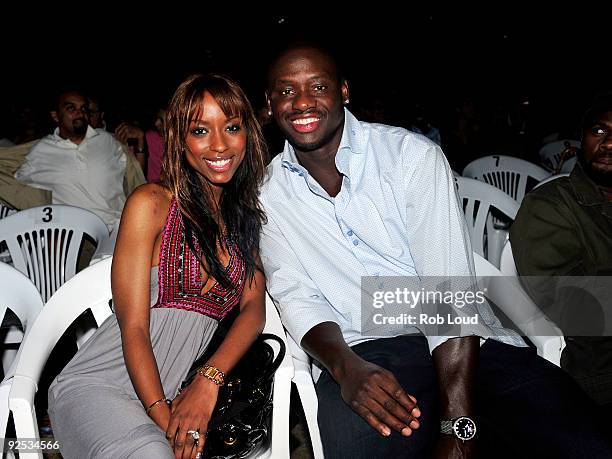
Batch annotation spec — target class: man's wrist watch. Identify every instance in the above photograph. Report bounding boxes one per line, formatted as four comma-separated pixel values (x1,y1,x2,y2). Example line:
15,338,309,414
440,416,477,441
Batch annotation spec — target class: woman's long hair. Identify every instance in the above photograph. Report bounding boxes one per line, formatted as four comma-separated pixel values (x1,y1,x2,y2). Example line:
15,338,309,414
161,74,268,287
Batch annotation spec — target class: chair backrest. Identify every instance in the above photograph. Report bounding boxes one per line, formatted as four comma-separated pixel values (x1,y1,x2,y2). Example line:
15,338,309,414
0,262,44,376
558,156,577,174
89,219,120,265
533,172,570,190
0,202,17,220
10,256,113,388
538,139,581,171
462,155,551,203
455,177,520,266
0,205,109,301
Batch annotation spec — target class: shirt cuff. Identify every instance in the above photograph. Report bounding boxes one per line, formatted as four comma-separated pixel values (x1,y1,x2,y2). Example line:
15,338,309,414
281,305,339,350
425,334,488,354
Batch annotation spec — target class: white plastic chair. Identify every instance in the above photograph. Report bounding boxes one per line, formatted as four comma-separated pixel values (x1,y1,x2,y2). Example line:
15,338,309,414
473,252,565,366
499,240,518,277
0,263,44,457
7,257,293,459
455,177,520,268
285,328,324,459
7,257,114,458
257,295,294,459
89,219,120,266
538,139,580,172
533,172,570,190
0,203,17,265
558,156,577,174
462,155,551,204
0,263,44,374
0,204,109,302
0,202,17,220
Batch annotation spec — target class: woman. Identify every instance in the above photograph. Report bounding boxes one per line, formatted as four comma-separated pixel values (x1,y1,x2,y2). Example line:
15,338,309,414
48,74,268,459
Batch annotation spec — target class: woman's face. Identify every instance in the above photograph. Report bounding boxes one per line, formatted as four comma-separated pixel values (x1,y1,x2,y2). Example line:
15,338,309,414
185,91,247,199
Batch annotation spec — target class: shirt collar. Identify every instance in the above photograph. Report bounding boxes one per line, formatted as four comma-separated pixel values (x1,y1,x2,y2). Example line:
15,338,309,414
280,108,364,176
51,125,99,145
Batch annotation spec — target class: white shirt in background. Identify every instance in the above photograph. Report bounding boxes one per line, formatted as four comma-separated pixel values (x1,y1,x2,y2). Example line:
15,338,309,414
15,125,126,229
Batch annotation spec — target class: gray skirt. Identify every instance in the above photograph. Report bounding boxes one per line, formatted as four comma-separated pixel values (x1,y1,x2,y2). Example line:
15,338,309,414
48,268,218,458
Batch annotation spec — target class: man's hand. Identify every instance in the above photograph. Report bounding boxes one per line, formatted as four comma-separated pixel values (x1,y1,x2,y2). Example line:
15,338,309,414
433,435,477,459
336,352,421,437
115,122,145,146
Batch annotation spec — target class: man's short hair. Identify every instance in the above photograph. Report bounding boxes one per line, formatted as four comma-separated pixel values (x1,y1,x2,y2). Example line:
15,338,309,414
581,92,612,129
265,39,347,88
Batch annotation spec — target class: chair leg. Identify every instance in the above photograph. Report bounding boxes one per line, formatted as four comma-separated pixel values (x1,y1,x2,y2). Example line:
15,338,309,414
263,368,292,459
293,369,324,459
0,381,11,440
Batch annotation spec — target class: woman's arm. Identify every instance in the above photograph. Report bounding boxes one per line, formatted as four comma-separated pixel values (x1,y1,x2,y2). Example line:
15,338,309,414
168,261,266,458
111,184,170,429
203,264,266,373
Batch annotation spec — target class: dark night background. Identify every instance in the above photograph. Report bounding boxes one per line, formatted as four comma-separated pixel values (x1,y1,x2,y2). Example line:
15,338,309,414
2,5,610,162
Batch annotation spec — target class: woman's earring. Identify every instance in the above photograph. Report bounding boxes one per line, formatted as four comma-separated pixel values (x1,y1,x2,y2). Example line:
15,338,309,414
267,109,273,117
344,99,349,105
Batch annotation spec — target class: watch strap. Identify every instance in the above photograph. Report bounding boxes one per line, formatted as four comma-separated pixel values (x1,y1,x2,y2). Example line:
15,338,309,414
440,416,477,441
440,419,454,435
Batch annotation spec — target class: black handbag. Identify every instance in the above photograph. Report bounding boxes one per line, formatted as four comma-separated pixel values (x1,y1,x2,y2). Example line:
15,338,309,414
180,313,286,459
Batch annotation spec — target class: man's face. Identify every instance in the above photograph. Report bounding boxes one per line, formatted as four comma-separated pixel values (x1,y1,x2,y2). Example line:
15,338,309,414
581,110,612,187
267,47,348,153
88,100,104,129
53,92,89,139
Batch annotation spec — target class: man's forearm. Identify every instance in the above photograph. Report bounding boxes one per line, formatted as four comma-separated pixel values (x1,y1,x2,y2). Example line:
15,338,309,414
432,336,479,418
301,321,360,381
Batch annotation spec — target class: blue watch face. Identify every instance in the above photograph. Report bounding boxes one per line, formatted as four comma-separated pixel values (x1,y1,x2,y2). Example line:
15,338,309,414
453,417,477,440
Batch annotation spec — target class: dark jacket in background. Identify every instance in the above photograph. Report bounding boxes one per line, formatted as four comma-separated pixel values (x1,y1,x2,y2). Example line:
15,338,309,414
511,163,612,405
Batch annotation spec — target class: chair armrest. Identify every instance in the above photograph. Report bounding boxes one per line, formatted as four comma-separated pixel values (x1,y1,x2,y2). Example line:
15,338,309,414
9,374,40,441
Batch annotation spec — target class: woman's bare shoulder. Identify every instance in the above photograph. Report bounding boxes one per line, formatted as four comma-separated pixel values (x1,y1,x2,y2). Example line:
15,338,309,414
123,183,173,227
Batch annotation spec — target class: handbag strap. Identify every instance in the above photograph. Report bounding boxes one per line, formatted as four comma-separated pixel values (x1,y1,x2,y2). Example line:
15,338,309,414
258,333,286,379
187,332,286,381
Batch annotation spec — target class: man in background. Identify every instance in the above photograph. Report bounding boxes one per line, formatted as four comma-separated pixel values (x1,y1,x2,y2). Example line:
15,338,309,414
511,93,612,420
13,89,144,230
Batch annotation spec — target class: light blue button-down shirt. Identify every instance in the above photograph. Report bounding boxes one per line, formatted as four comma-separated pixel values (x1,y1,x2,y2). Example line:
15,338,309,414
260,109,524,358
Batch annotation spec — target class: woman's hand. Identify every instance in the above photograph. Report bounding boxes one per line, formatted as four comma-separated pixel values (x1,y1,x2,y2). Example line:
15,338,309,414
167,375,220,459
147,400,172,432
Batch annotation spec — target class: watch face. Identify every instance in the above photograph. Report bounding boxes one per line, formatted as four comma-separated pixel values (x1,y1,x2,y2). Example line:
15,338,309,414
453,417,477,441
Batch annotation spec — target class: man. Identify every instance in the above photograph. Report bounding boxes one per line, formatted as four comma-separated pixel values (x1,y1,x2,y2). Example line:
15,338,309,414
511,94,612,415
259,44,611,458
87,95,106,130
14,90,144,230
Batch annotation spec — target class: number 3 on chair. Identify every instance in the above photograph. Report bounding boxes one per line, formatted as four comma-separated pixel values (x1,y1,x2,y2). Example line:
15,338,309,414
42,206,53,222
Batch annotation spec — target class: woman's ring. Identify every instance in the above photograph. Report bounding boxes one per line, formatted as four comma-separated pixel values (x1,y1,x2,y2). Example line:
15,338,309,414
187,429,200,441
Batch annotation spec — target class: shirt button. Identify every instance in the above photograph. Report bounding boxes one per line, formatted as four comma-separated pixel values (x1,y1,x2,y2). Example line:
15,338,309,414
347,230,353,236
352,240,359,246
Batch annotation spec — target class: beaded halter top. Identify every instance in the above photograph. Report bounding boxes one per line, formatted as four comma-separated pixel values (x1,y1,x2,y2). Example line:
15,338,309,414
151,198,245,321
